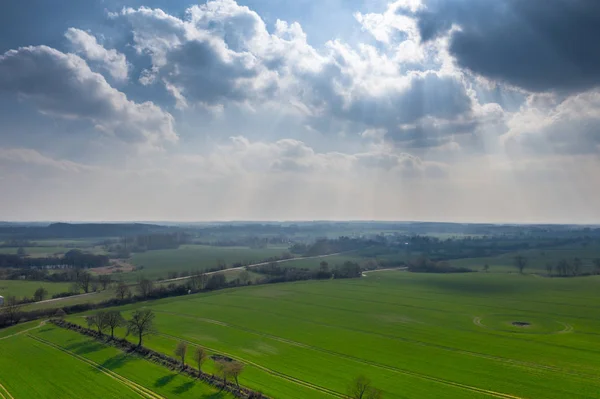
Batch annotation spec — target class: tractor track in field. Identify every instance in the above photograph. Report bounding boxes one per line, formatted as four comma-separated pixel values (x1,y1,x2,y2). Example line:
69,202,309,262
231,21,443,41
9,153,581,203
154,310,529,399
0,382,14,399
27,334,164,399
157,332,346,398
0,320,46,341
154,301,600,384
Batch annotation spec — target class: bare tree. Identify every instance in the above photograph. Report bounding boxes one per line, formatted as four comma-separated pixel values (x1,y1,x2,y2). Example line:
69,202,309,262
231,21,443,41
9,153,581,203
86,311,109,334
514,255,527,274
174,341,188,367
239,270,250,285
104,311,125,338
1,296,21,325
99,275,112,290
229,361,245,388
188,271,208,291
54,308,67,319
193,347,208,377
16,247,26,257
483,264,489,273
594,259,600,275
545,263,553,276
348,375,383,399
77,271,93,293
33,287,48,302
319,261,329,272
137,278,154,297
115,281,131,300
215,360,230,390
573,258,582,276
127,309,156,347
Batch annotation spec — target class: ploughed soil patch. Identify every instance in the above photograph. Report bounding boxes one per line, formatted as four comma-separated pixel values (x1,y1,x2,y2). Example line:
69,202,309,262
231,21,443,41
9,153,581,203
91,259,135,275
512,321,531,327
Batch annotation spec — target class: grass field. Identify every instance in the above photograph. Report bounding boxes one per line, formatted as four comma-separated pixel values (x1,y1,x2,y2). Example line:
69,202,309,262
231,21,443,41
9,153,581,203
129,245,291,281
450,243,600,273
0,280,72,299
63,271,600,399
0,322,233,399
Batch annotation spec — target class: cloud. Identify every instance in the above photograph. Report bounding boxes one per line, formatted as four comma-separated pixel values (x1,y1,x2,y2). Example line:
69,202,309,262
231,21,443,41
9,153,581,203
417,0,600,93
119,0,474,147
0,45,176,146
65,28,129,81
503,89,600,155
214,136,446,178
0,147,90,172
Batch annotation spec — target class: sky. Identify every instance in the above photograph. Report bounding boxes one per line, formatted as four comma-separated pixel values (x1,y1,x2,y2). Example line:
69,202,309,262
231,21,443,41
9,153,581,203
1,0,599,223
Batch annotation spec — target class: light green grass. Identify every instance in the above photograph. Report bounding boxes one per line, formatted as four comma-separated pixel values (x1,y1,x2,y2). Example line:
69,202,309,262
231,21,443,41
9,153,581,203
129,245,291,281
0,279,72,300
68,272,600,399
0,322,234,399
450,243,600,273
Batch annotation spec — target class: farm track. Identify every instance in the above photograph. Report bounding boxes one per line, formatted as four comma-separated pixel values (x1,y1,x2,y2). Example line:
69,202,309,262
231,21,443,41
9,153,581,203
154,310,532,398
157,296,600,381
157,332,346,398
27,334,165,399
0,382,14,399
157,250,357,284
0,320,46,341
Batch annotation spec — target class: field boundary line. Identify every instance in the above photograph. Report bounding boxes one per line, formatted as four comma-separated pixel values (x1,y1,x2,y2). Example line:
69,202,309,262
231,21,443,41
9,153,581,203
157,250,358,283
0,320,46,341
156,304,600,383
157,332,346,398
0,382,14,399
156,316,524,399
26,334,164,399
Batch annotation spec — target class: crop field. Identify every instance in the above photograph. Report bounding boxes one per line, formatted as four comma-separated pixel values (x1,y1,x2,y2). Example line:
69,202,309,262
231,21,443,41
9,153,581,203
0,322,233,399
64,271,600,399
0,280,71,299
450,243,600,273
129,245,291,281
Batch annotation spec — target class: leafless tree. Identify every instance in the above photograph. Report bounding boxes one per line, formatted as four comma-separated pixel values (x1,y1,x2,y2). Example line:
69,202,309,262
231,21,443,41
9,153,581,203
193,347,208,377
126,309,156,347
188,271,208,291
77,271,93,293
87,311,109,334
573,258,582,276
115,281,131,300
1,296,21,325
483,264,489,273
239,270,251,285
33,287,48,302
594,259,600,275
545,263,553,276
320,261,329,272
174,341,188,367
104,311,125,338
514,255,527,274
348,375,383,399
215,360,230,390
99,275,112,290
229,361,245,388
137,278,154,297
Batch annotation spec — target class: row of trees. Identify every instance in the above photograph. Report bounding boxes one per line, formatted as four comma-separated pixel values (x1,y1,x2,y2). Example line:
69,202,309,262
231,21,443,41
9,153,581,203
84,309,382,397
514,255,600,276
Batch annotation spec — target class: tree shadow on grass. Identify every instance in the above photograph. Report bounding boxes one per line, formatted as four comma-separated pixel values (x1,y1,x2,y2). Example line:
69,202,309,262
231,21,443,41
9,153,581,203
154,373,177,388
66,341,105,355
172,381,194,395
204,392,228,399
100,353,135,371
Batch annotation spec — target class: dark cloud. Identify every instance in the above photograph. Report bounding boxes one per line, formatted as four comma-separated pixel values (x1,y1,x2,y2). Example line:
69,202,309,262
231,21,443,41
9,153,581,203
417,0,600,93
0,45,176,144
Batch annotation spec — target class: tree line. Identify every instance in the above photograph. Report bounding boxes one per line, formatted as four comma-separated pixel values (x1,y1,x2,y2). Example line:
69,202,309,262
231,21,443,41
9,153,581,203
0,249,109,269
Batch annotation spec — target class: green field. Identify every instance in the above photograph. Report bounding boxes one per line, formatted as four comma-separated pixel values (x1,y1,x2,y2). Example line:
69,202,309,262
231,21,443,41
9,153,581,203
61,271,600,399
0,280,72,299
450,243,600,273
0,323,233,399
129,245,291,281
